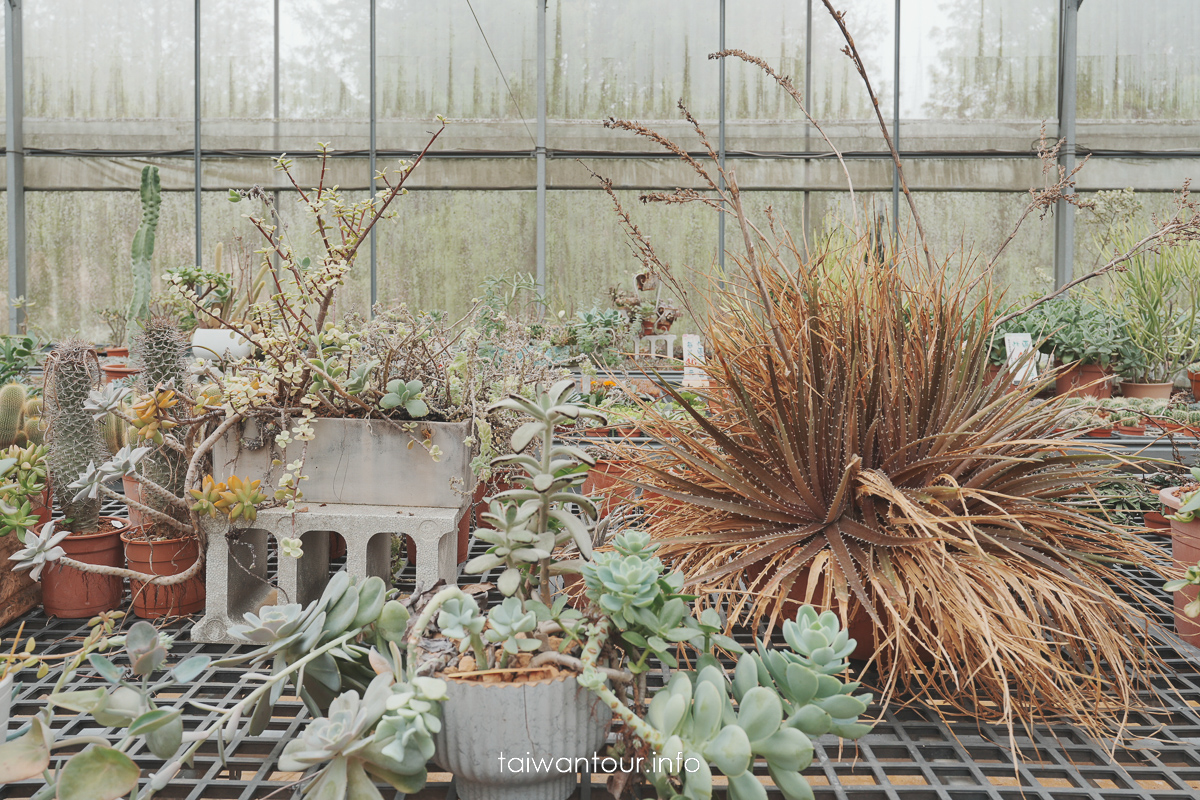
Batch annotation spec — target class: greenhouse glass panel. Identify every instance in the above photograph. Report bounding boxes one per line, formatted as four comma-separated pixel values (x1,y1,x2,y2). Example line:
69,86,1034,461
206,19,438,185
1077,0,1200,121
377,0,535,153
201,0,273,150
24,0,194,151
277,0,370,151
26,187,196,341
899,0,1057,121
548,0,719,152
376,190,535,317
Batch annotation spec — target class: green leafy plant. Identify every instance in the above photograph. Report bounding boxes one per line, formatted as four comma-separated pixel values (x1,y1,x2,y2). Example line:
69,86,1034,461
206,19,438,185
380,379,429,418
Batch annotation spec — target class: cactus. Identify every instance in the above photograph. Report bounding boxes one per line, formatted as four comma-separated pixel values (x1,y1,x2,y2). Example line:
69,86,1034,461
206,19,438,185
44,340,109,533
0,383,27,448
100,412,125,455
125,165,162,339
24,395,42,418
23,416,44,446
130,318,192,523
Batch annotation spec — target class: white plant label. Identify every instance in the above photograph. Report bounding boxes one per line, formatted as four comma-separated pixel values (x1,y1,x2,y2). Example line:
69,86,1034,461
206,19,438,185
681,334,708,388
1003,332,1038,384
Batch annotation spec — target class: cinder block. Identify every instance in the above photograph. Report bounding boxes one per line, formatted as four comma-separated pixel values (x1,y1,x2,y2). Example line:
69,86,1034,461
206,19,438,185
191,502,467,643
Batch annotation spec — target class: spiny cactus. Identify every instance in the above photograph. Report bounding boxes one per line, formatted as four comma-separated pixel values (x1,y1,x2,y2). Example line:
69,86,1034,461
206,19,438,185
101,412,125,455
0,382,27,448
44,340,109,533
130,318,192,522
125,165,161,338
24,395,41,418
23,416,44,447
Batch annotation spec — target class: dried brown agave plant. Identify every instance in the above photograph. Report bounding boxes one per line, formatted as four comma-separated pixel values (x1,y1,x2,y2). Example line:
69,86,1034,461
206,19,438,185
585,30,1196,745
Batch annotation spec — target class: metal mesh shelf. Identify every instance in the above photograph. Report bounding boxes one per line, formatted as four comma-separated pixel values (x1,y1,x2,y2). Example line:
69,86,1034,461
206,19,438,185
5,510,1200,799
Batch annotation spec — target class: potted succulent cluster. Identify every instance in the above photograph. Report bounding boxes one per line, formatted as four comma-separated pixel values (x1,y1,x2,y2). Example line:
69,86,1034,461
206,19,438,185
1028,295,1124,398
0,380,871,800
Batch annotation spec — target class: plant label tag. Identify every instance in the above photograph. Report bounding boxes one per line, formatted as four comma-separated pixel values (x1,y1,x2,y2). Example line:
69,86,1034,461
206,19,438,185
682,334,708,387
1004,332,1037,384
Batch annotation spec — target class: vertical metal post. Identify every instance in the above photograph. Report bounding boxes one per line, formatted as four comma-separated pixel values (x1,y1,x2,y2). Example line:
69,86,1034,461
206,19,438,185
272,0,281,276
535,0,547,302
891,0,900,247
194,0,203,266
802,0,812,255
1054,0,1081,289
369,0,377,312
717,0,725,274
5,0,24,334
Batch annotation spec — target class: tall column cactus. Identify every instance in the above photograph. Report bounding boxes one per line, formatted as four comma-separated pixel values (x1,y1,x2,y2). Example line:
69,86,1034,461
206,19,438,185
125,165,162,340
131,318,192,523
44,340,109,533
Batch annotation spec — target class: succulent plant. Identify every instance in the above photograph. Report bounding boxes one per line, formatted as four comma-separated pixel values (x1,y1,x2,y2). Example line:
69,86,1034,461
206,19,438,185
483,597,540,663
780,607,859,676
83,384,134,420
375,676,448,766
8,520,69,580
380,378,429,417
214,475,268,522
436,595,485,658
1165,563,1200,619
44,339,110,533
188,474,226,517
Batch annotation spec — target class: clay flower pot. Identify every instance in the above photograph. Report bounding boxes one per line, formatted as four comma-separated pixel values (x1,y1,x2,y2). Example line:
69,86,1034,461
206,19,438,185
1190,371,1200,399
101,363,141,385
1055,361,1113,398
1115,424,1146,436
121,529,205,619
1144,510,1171,531
38,517,127,619
1086,426,1114,438
1121,381,1173,400
1160,487,1200,645
104,346,129,359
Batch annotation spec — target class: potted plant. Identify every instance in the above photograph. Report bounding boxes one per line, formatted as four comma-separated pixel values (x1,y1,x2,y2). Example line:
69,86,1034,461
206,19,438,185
165,240,267,362
1036,296,1122,398
1114,413,1146,436
34,340,128,618
1111,234,1200,399
1161,469,1200,644
0,444,50,628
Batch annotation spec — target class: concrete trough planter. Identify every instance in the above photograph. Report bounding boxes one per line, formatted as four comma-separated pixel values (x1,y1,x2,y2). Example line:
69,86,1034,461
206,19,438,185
433,672,612,800
213,417,474,508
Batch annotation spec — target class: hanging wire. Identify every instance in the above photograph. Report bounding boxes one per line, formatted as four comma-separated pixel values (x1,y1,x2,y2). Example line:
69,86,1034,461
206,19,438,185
464,0,537,148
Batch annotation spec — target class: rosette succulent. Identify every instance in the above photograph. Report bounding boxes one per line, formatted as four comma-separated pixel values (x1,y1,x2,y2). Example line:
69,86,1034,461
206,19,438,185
9,520,69,580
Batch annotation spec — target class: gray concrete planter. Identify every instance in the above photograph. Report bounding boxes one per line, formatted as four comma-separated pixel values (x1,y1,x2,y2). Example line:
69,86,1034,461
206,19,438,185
433,673,612,800
212,417,473,508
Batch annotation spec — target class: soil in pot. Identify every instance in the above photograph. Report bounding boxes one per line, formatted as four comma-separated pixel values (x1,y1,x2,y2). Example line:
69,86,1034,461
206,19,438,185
1055,361,1113,399
1160,486,1200,645
1121,381,1174,400
39,517,126,619
121,525,205,619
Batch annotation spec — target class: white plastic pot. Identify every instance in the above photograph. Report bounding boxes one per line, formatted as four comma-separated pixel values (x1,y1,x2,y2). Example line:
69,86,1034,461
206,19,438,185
191,328,252,361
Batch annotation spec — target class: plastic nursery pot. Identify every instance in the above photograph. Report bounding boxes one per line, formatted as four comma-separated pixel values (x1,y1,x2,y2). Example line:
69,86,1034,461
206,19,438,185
1160,487,1200,646
101,363,141,385
1055,361,1113,399
1086,426,1115,438
0,529,41,629
432,672,612,800
121,527,206,619
104,346,129,359
1116,424,1147,436
1121,381,1174,400
38,517,127,619
1191,371,1200,400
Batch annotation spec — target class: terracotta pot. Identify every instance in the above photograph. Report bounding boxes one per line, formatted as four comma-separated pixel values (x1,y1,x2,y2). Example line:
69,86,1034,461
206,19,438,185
1055,361,1113,398
1086,427,1114,438
121,529,205,619
101,363,141,384
105,346,130,359
39,518,126,619
655,319,674,333
640,319,655,337
1191,371,1200,399
30,487,51,527
1121,381,1173,400
0,530,41,629
1144,510,1171,531
1160,487,1200,645
1115,424,1146,436
582,460,639,518
329,536,347,560
122,475,144,527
